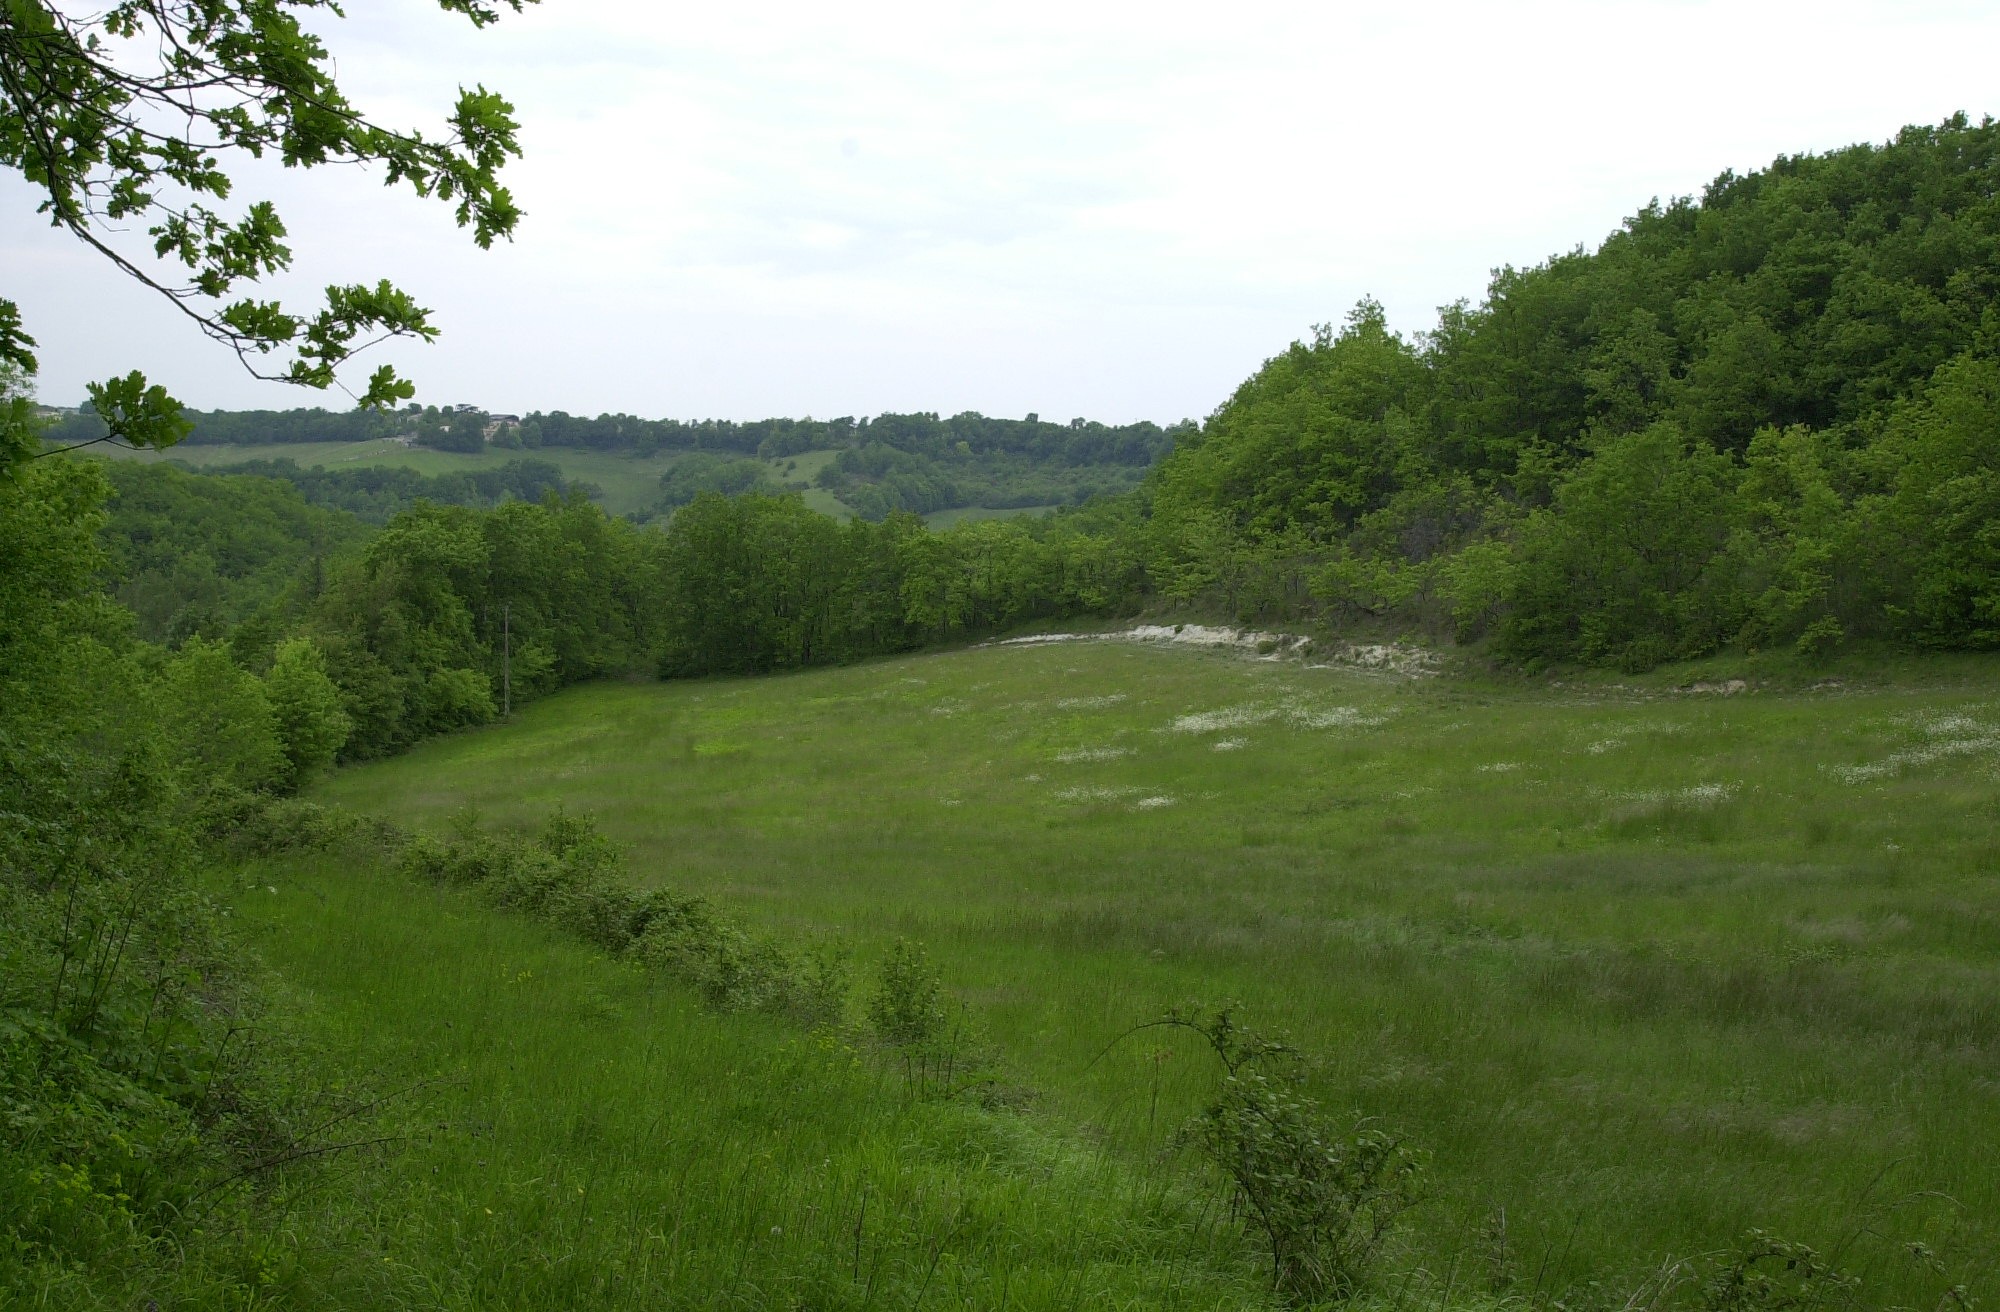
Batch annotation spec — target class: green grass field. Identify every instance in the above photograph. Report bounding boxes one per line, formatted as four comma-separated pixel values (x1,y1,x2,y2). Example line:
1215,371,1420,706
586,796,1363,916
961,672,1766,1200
96,440,691,516
219,850,1264,1308
767,448,843,484
96,440,879,520
923,504,1061,528
302,638,2000,1301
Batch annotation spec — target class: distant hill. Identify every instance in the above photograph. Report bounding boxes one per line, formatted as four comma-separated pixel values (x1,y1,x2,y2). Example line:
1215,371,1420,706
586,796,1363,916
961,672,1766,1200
48,405,1187,521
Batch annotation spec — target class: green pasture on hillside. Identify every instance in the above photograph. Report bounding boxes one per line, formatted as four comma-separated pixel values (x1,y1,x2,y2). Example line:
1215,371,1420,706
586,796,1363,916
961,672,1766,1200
795,487,857,520
96,441,872,519
315,640,2000,1301
923,504,1061,528
767,448,842,483
94,441,689,517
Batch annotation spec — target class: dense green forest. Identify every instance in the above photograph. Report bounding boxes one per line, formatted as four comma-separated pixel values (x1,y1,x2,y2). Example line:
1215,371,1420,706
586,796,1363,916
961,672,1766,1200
95,463,370,643
8,114,2000,1304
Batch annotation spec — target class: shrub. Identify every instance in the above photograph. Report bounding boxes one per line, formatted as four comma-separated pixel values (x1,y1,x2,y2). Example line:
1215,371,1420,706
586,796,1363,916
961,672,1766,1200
418,667,496,733
1157,1006,1424,1304
222,797,391,857
868,938,945,1049
161,637,285,792
1793,616,1844,660
1504,423,1746,669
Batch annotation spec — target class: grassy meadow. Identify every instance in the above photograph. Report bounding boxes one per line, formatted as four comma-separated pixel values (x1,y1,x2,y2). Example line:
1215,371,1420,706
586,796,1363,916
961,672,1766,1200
923,504,1062,528
93,440,849,518
300,637,2000,1301
217,850,1264,1308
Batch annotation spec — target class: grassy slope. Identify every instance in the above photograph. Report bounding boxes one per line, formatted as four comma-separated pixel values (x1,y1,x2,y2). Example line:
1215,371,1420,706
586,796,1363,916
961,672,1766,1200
96,441,692,517
93,441,1064,524
227,851,1264,1309
768,449,842,483
316,641,2000,1300
923,504,1060,528
759,451,858,521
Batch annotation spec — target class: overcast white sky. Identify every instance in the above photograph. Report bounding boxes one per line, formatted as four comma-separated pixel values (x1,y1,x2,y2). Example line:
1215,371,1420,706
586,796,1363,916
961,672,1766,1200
5,0,1997,424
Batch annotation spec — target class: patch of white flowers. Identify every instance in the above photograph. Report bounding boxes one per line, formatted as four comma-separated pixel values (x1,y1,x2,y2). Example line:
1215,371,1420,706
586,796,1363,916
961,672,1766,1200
1054,746,1134,764
1830,709,2000,783
1608,782,1740,807
1167,700,1387,735
1055,784,1142,802
1053,694,1130,710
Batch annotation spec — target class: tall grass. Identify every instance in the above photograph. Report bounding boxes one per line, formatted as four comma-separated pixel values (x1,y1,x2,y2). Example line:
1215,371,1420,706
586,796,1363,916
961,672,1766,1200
224,851,1269,1308
311,639,2000,1302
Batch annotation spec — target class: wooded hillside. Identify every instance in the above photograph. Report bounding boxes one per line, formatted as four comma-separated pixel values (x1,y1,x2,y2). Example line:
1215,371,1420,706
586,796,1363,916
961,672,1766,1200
1149,114,2000,666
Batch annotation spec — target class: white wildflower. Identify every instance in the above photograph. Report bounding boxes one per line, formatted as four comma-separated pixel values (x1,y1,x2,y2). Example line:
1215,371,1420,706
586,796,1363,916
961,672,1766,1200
1054,746,1133,763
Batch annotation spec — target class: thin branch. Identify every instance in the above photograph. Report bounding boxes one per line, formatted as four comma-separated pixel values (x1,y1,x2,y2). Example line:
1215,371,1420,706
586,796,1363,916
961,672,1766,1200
33,433,150,458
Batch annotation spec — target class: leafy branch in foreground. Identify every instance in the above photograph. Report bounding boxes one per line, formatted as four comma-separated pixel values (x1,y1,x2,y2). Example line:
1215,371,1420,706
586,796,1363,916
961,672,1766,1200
0,0,533,452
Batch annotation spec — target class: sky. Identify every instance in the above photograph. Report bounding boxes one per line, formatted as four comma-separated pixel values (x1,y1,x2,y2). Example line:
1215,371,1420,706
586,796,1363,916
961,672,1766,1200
5,0,1998,425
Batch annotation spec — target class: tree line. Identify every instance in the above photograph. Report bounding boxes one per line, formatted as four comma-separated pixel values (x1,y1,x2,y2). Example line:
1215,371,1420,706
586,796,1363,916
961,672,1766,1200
47,404,1183,522
47,401,1180,465
196,455,578,522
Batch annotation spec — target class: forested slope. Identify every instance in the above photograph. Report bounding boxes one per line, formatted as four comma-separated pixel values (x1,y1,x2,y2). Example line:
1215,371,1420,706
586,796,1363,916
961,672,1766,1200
1150,113,2000,668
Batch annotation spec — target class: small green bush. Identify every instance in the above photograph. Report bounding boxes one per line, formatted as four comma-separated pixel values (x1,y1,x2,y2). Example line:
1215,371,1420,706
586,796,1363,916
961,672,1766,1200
263,637,352,789
869,938,945,1049
1160,1007,1425,1304
1794,616,1844,660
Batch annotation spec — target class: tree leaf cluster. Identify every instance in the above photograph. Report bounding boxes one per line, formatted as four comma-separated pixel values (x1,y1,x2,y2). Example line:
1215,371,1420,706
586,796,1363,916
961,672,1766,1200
2,0,532,443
